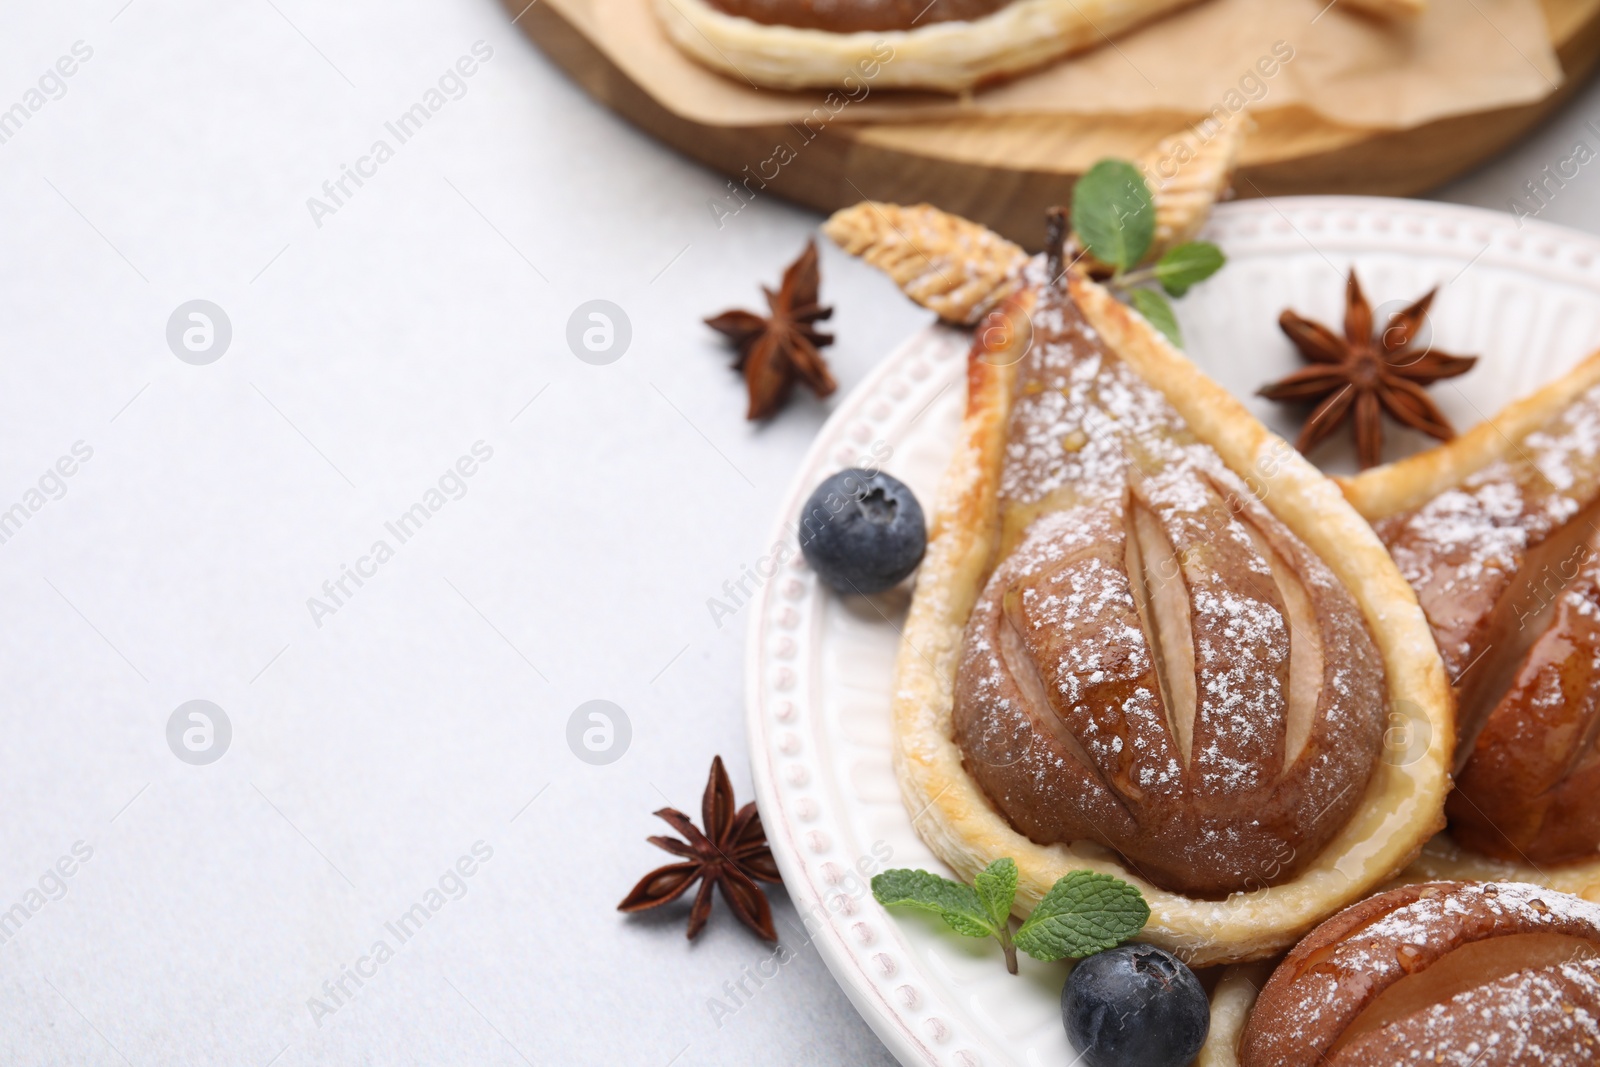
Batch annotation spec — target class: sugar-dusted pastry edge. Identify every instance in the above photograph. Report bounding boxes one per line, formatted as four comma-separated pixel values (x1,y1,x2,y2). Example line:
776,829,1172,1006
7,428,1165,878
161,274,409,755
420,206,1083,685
1337,347,1600,521
888,275,1454,966
652,0,1199,92
1197,961,1274,1067
1191,842,1600,1066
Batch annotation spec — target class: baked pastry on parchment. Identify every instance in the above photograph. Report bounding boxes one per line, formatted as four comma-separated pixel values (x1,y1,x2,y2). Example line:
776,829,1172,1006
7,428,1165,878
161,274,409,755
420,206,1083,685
833,194,1452,964
655,0,1199,91
655,0,1423,92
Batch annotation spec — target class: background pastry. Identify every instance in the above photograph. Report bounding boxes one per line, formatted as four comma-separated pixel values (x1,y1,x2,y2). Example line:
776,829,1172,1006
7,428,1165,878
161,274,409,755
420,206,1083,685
654,0,1201,92
655,0,1424,91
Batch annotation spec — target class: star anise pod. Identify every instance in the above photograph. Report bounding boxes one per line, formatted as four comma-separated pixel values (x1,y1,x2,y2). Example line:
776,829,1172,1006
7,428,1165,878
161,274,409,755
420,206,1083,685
705,239,837,421
1258,270,1478,469
617,755,782,941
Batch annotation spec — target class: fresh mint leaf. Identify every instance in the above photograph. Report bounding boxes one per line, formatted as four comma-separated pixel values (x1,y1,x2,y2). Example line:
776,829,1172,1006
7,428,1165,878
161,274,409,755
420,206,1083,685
1129,287,1183,348
1014,870,1150,962
973,857,1018,930
1154,241,1226,297
872,868,995,939
1071,160,1155,273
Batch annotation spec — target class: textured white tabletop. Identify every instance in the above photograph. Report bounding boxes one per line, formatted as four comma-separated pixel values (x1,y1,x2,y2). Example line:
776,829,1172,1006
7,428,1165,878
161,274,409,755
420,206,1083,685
1,2,1598,1064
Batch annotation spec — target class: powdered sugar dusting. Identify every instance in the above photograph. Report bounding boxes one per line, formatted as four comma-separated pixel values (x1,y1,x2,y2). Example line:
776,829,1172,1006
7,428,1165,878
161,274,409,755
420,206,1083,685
1378,381,1600,679
951,283,1386,895
1281,883,1600,1067
1403,960,1599,1064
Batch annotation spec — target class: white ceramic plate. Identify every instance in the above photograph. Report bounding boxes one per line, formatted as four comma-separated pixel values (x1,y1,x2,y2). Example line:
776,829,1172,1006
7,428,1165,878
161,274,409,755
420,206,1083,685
744,197,1600,1067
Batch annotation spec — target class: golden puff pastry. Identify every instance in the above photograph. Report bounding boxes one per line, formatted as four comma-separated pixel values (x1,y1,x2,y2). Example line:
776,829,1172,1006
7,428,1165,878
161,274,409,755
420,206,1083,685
871,231,1451,964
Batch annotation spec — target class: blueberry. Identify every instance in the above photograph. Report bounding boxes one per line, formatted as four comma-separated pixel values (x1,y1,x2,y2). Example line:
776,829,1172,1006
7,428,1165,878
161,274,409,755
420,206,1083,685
1061,945,1208,1067
798,468,926,595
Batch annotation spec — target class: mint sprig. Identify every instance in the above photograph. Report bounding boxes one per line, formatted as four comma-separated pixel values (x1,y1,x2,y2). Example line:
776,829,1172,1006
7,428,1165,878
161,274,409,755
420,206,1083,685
870,867,995,938
1067,158,1227,348
1014,870,1151,961
1152,241,1226,297
1129,288,1183,347
871,860,1020,971
871,859,1148,975
1071,160,1154,273
973,856,1018,931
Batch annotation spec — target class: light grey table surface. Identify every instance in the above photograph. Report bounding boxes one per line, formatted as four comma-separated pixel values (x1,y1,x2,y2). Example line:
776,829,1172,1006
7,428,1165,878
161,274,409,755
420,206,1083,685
1,2,1598,1064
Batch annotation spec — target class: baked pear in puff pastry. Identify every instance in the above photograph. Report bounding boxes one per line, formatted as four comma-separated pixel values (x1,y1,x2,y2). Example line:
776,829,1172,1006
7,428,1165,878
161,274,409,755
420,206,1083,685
1240,881,1600,1066
952,273,1387,897
837,206,1452,963
1343,351,1600,876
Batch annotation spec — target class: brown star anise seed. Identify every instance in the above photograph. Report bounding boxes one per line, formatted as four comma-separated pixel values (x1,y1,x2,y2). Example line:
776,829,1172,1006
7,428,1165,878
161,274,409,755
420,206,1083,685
705,239,837,421
617,755,781,941
1258,270,1478,469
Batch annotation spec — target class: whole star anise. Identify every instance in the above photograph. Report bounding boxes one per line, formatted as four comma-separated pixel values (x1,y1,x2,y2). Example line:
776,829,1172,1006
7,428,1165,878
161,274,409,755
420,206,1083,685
705,239,837,420
1258,271,1478,469
617,755,781,941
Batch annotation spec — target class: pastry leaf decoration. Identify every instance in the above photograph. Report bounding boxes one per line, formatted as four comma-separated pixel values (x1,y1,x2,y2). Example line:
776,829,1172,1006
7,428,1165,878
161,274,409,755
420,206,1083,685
871,859,1148,975
822,203,1029,326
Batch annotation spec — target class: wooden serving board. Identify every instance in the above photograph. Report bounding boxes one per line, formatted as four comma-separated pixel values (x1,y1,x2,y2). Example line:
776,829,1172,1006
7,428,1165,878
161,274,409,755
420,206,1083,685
507,0,1600,248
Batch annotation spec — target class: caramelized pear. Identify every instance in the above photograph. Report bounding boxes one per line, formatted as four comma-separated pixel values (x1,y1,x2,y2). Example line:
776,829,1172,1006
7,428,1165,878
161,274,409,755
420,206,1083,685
952,274,1386,897
1363,369,1600,864
1241,881,1600,1066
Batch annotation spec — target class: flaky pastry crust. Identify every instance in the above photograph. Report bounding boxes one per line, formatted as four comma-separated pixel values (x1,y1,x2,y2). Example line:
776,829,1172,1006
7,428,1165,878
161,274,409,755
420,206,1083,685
1195,962,1273,1067
1139,111,1247,261
1337,348,1600,522
889,273,1453,966
653,0,1199,91
823,202,1029,326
